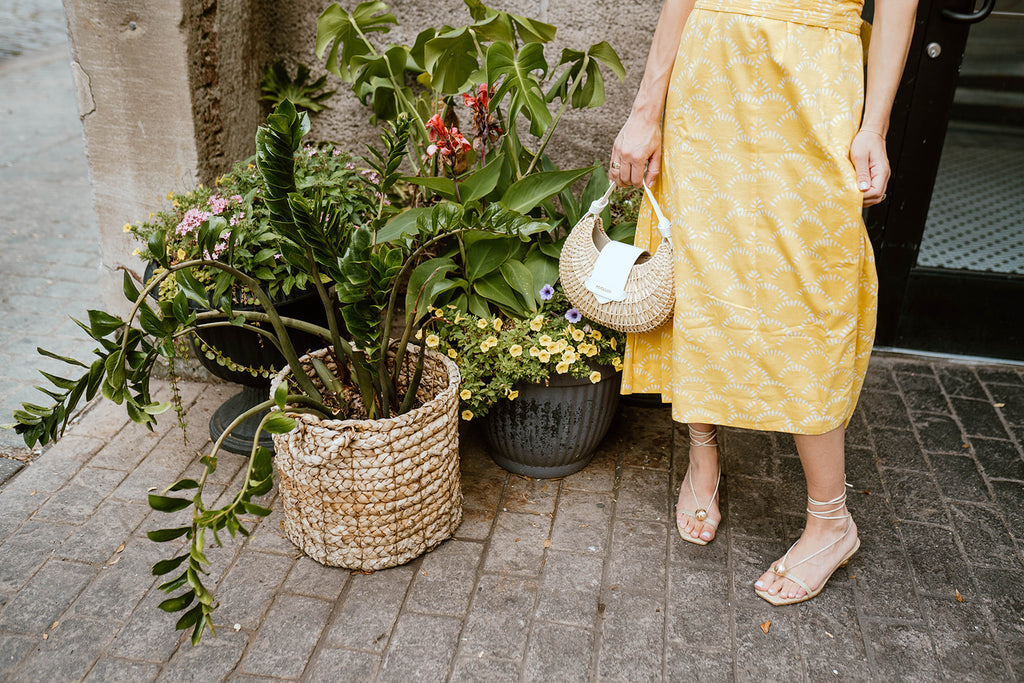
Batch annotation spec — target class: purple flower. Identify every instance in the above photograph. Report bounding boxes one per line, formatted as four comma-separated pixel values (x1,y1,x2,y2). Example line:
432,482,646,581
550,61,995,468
538,284,555,301
564,308,582,324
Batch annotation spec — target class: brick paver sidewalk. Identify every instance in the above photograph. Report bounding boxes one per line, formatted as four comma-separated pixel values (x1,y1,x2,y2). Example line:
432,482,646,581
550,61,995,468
0,353,1021,681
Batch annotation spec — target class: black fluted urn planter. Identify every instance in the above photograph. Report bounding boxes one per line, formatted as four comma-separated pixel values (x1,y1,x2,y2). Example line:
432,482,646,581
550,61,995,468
480,366,621,478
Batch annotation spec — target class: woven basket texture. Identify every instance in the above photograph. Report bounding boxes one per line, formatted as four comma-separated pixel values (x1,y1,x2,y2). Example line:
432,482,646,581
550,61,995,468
270,346,463,571
559,212,674,333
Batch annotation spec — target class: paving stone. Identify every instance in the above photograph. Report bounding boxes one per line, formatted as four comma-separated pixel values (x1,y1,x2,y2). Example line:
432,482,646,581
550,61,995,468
720,427,776,479
991,479,1024,542
922,595,1011,682
0,556,94,635
616,466,670,522
157,630,248,683
535,550,603,627
481,511,550,575
307,647,381,682
449,655,520,682
724,473,784,539
850,526,923,621
973,567,1024,639
846,408,873,449
617,405,673,471
951,397,1010,439
873,427,929,470
669,518,731,568
989,383,1024,426
378,612,461,682
548,489,612,556
898,522,971,597
976,366,1024,386
69,535,168,622
936,364,987,399
971,437,1024,481
895,371,949,413
324,565,413,652
0,457,24,486
453,505,497,541
32,465,126,522
0,632,35,673
912,412,967,453
861,621,943,680
664,644,733,681
882,468,949,525
237,507,298,556
606,519,668,593
928,452,992,503
83,656,162,682
732,604,802,682
0,518,76,592
280,555,349,600
239,594,333,678
595,590,663,681
106,587,189,662
501,475,558,515
57,498,150,564
860,390,914,431
7,615,112,682
213,551,295,630
797,582,873,681
406,539,482,616
862,358,895,391
522,620,594,683
0,486,46,541
562,445,617,493
666,564,729,645
459,574,537,660
948,502,1021,569
459,471,505,513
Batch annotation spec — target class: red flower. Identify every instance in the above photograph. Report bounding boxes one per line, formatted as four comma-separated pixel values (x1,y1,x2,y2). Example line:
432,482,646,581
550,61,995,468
462,83,503,155
426,114,471,163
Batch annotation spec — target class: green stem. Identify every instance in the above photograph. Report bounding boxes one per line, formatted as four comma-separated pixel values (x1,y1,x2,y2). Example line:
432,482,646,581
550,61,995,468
525,64,588,176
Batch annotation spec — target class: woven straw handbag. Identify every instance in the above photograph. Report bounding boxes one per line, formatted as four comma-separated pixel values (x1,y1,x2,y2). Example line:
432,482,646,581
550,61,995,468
559,181,674,333
270,346,463,571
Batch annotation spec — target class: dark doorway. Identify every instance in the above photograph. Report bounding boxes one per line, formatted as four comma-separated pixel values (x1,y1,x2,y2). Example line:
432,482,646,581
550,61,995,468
866,0,1024,360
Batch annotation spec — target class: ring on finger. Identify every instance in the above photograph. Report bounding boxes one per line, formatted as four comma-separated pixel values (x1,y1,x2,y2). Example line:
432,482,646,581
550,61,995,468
611,161,621,170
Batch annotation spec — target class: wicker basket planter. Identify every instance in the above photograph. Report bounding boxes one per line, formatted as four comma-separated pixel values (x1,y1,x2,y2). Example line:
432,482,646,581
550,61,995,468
269,346,463,571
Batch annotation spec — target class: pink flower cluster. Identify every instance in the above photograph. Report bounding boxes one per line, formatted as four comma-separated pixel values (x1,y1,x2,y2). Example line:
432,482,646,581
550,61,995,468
176,207,212,236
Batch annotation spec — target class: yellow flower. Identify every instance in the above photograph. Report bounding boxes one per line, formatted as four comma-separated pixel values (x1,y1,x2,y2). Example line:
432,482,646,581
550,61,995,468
425,334,440,348
570,327,585,342
447,348,458,359
479,340,490,353
555,362,570,374
485,336,498,348
589,371,603,383
247,163,255,170
454,313,464,324
492,318,503,331
148,212,154,219
590,330,603,340
539,334,553,346
538,350,551,363
509,344,523,357
476,319,489,329
166,191,174,200
562,351,577,364
529,315,544,331
172,200,180,208
613,357,623,371
176,248,187,261
426,305,435,314
610,337,617,351
461,410,474,421
131,248,141,257
551,339,567,354
460,389,472,400
507,390,519,400
529,346,541,357
415,329,423,340
122,222,132,233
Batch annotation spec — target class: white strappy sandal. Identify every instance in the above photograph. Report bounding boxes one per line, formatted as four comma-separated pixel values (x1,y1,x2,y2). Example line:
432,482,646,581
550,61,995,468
755,490,860,605
676,425,721,546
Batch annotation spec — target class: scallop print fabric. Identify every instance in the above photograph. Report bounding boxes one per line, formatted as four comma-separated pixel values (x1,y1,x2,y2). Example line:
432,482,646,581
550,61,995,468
622,0,878,435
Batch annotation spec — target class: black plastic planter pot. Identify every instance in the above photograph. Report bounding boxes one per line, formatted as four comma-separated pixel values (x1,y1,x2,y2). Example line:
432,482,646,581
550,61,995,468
480,367,621,478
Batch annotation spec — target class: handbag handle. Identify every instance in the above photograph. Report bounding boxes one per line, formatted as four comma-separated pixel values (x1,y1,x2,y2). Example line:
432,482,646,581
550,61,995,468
588,181,672,247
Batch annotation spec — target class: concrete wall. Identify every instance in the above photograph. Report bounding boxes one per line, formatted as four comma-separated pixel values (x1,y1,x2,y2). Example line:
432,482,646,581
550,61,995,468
65,0,660,310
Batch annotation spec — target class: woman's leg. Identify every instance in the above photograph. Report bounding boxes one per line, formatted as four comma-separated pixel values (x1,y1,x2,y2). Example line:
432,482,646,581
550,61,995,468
755,425,860,600
677,422,722,543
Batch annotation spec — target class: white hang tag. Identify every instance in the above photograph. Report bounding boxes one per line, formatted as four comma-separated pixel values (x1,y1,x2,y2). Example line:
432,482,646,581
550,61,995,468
585,240,649,304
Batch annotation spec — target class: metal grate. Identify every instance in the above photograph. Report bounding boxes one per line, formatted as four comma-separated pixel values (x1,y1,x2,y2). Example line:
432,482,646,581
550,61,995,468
917,141,1024,274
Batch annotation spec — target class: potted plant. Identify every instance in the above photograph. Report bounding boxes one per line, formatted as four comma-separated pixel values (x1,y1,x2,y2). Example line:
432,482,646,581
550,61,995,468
126,144,382,453
11,103,479,644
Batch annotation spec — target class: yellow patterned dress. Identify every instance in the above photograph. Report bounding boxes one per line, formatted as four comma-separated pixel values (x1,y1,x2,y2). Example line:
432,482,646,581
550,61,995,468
622,0,877,435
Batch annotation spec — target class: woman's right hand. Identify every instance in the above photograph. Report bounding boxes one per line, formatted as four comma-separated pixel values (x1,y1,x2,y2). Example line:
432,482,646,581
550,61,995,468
610,113,662,188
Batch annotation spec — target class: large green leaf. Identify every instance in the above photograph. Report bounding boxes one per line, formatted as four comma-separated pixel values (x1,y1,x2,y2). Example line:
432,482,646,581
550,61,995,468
376,207,429,243
459,153,504,203
406,257,458,324
316,1,397,82
473,272,529,317
465,235,511,281
500,166,597,214
487,41,550,138
524,250,559,297
423,27,479,94
404,175,457,202
499,259,537,313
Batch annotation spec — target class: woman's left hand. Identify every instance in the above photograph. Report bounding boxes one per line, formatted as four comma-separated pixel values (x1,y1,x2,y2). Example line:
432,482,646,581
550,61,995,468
850,130,890,206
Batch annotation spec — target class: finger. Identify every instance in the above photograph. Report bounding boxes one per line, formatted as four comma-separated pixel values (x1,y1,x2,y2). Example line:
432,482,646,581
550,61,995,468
629,160,645,188
851,148,871,192
644,154,660,187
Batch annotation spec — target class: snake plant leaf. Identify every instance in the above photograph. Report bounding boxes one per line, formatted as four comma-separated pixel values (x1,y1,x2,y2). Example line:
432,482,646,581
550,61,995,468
423,27,479,94
487,41,550,138
316,1,397,82
500,166,597,214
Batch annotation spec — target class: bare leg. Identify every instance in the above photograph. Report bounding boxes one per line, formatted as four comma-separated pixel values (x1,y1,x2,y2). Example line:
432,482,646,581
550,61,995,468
676,422,721,543
755,425,860,601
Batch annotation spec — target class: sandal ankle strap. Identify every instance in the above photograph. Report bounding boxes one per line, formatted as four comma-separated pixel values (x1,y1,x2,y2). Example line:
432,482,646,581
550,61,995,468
806,489,850,521
688,425,717,447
